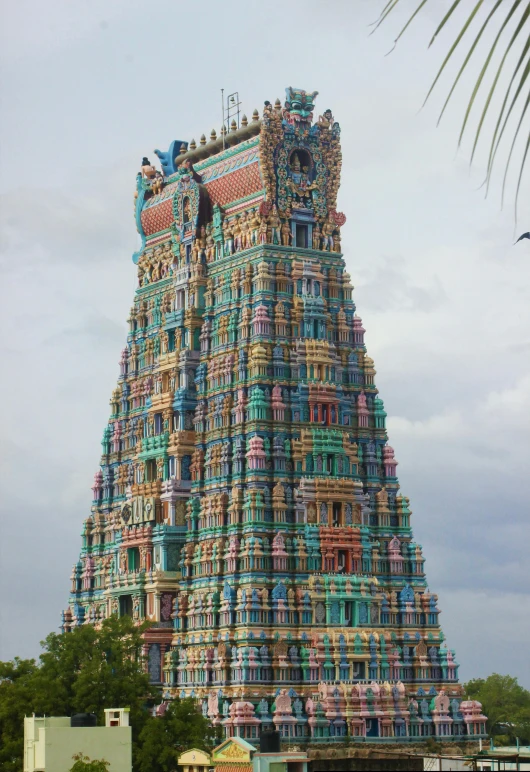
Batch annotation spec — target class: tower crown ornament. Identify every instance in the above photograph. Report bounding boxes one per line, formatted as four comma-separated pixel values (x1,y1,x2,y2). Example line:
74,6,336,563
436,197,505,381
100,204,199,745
282,86,319,126
66,86,487,748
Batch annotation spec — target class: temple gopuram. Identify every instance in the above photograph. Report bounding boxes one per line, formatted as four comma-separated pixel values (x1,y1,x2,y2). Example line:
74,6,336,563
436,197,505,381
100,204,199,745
65,87,487,748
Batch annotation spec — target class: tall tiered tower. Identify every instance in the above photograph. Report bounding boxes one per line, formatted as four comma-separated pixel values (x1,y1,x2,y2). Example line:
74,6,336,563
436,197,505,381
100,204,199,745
66,87,486,746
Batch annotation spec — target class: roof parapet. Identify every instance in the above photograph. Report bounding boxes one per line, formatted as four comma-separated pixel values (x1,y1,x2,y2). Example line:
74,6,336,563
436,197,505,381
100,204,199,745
173,119,262,168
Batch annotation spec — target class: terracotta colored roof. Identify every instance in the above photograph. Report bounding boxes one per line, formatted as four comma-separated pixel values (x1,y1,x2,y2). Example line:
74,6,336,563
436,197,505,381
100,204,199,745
204,162,263,207
141,198,173,236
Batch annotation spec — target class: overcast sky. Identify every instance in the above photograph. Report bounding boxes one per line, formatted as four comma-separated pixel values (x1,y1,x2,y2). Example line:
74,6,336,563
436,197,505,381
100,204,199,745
0,0,529,687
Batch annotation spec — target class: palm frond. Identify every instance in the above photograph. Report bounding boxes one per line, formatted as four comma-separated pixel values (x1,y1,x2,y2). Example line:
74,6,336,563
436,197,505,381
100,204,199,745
489,52,530,185
377,0,530,221
471,8,530,166
457,1,522,143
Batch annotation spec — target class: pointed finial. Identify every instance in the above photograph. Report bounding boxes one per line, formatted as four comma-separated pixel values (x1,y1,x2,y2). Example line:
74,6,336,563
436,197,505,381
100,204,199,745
241,114,248,127
179,143,187,154
190,138,197,150
252,109,259,121
200,134,206,145
210,129,217,141
274,98,281,110
221,125,227,136
230,119,237,132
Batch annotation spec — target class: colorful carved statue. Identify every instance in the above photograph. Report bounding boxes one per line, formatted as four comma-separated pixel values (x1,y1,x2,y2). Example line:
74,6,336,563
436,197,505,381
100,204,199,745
141,156,156,179
281,219,291,246
312,222,321,250
317,108,334,130
321,217,334,251
283,86,319,126
223,219,233,255
269,205,281,245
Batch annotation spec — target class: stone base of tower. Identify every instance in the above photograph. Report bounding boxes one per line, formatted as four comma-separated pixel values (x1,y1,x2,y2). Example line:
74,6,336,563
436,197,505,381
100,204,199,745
306,742,482,772
309,751,423,772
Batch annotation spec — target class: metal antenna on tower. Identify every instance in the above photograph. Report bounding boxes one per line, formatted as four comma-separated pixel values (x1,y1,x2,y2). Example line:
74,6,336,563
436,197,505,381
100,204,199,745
226,92,242,131
221,88,225,150
221,90,242,150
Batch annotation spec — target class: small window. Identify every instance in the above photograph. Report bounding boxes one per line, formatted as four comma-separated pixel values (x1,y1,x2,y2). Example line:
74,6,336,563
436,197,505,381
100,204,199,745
119,594,133,617
127,547,140,571
296,224,308,249
154,413,163,434
183,197,191,223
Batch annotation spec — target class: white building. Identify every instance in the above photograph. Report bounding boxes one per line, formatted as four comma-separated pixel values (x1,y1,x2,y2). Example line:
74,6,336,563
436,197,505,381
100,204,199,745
24,708,132,772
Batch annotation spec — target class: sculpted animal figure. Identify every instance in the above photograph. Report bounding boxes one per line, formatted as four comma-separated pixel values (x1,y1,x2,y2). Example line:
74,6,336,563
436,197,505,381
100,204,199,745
154,140,188,176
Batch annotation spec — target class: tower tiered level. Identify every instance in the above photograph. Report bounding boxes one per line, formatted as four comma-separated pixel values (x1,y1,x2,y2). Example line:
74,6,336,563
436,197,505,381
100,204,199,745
65,87,487,745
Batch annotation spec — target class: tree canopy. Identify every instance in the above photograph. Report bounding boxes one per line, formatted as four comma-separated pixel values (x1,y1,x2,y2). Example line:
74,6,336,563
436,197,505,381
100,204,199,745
0,616,160,772
0,616,220,771
464,673,530,743
135,697,220,772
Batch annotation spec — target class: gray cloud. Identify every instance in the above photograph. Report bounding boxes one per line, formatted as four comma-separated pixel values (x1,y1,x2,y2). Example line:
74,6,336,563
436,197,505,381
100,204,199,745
355,255,448,313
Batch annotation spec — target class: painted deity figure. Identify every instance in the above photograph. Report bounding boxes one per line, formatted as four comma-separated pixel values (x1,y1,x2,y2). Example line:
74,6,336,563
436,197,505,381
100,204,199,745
317,108,334,130
138,252,151,286
269,205,281,245
322,217,334,251
141,156,156,179
151,254,160,282
281,219,291,246
288,152,317,208
250,209,260,245
183,197,192,224
312,222,321,250
198,226,207,261
258,212,269,244
205,224,215,263
222,219,233,256
290,153,303,186
240,212,251,250
151,170,163,195
233,216,243,252
300,166,316,207
282,87,319,126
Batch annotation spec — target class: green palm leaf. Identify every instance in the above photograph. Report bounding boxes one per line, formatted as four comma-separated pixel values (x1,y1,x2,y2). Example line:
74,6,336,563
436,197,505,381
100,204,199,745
376,0,530,221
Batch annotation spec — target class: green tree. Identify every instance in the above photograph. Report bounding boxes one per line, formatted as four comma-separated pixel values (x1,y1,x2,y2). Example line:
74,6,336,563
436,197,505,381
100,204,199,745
135,697,219,772
34,615,159,730
0,658,38,772
70,752,110,772
0,616,161,771
376,1,530,218
464,673,530,743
